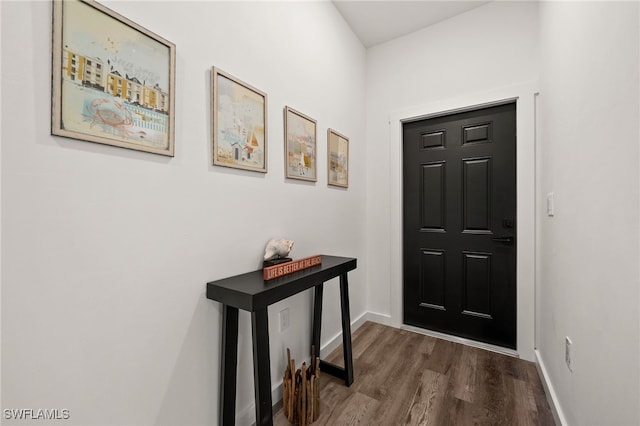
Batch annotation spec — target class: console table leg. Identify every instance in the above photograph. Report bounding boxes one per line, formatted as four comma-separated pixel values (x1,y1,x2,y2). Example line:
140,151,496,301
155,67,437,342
220,305,238,426
312,283,324,359
339,274,354,386
251,308,273,426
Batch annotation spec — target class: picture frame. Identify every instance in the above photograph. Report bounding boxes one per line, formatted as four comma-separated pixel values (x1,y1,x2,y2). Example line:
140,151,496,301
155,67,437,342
51,0,176,156
284,106,317,182
327,128,349,188
212,67,268,173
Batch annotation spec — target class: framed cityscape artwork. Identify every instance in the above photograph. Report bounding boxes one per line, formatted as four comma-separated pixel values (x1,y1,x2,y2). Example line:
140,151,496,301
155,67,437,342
212,67,268,173
327,128,349,188
51,0,176,156
284,106,317,182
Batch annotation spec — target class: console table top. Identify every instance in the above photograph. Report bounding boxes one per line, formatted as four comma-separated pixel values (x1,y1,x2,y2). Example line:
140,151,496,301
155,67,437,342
206,255,357,311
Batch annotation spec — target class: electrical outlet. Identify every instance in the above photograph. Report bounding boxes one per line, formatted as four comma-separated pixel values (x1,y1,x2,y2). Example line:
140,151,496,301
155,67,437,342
279,308,290,332
565,336,573,372
547,192,555,217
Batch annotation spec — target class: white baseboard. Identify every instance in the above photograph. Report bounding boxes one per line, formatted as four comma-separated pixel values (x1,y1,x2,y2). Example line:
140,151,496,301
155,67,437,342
318,311,365,357
363,311,392,327
534,349,567,426
237,402,255,426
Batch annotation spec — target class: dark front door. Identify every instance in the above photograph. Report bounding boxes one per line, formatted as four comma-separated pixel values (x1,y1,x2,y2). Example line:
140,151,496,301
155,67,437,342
402,102,517,349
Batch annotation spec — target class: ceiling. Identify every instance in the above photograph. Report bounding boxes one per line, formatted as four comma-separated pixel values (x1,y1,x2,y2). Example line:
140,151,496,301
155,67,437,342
333,1,491,48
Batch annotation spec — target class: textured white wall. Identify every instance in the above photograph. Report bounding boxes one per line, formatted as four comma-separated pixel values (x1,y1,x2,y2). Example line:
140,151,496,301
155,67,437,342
364,1,540,358
0,1,366,425
537,2,640,424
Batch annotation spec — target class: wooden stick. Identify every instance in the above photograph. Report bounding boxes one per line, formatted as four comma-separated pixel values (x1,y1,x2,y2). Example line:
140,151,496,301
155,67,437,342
283,380,288,419
309,375,316,423
308,375,312,423
290,359,296,419
308,374,312,424
301,363,307,426
315,360,320,420
293,370,302,424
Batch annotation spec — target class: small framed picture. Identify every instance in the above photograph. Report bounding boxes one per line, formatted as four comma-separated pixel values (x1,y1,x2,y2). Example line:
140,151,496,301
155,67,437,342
212,67,268,173
52,0,176,156
327,128,349,188
284,106,317,182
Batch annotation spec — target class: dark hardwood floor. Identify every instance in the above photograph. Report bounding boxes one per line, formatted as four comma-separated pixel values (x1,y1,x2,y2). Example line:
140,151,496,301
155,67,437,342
273,321,555,425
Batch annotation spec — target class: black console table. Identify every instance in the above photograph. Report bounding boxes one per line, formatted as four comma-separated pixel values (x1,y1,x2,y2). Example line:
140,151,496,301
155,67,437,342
206,255,357,426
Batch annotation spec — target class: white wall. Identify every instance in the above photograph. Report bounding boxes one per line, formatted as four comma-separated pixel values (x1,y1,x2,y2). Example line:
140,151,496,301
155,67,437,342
5,1,640,424
0,1,366,425
537,2,640,424
365,1,539,359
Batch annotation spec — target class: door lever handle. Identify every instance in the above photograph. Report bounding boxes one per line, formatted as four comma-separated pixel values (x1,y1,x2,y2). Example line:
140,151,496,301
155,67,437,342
492,236,514,245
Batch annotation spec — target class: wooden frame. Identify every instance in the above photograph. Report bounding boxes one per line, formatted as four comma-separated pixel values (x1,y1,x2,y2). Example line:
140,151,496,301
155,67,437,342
52,0,176,156
212,67,268,173
284,106,317,182
327,128,349,188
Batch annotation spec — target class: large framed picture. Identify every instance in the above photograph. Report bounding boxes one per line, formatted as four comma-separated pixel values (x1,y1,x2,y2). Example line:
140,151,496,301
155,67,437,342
52,0,176,156
328,129,349,188
284,106,317,182
212,67,267,173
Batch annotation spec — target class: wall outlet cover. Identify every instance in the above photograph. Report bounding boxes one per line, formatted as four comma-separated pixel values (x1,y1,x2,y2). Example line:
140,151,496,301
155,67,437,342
565,336,573,372
279,308,290,332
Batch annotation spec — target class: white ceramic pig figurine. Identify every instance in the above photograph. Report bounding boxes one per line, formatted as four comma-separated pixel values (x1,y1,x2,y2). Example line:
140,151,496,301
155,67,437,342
263,239,294,261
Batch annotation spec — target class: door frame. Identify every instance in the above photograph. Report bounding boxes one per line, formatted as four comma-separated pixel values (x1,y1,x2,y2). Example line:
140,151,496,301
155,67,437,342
388,82,538,361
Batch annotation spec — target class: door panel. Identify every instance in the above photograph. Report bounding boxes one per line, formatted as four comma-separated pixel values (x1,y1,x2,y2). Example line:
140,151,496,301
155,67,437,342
462,157,492,233
461,251,492,318
420,162,446,231
419,249,446,309
403,102,516,349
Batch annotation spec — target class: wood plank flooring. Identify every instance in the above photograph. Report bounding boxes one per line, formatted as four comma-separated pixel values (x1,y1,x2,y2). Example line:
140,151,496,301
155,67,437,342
273,322,555,425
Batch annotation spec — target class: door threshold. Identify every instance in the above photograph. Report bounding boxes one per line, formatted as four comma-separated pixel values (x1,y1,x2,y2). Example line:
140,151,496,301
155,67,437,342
401,324,519,358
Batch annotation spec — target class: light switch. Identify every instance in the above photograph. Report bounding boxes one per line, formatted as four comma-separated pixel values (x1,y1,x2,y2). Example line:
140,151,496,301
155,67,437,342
547,192,555,217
